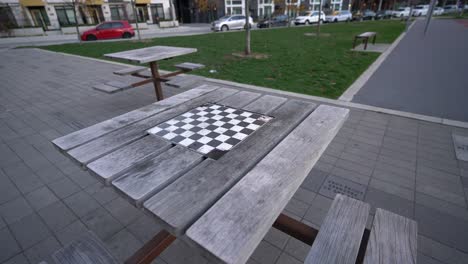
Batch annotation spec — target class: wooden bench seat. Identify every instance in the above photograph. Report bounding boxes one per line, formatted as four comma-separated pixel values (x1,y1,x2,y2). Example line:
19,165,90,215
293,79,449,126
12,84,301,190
305,194,417,264
353,32,377,50
174,62,205,71
48,231,118,264
113,66,147,76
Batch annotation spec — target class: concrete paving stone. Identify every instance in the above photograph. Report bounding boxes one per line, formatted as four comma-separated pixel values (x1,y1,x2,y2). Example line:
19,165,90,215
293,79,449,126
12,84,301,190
0,143,21,167
379,146,417,162
160,240,209,264
345,139,380,155
38,200,77,232
263,227,290,250
342,146,379,162
418,143,457,159
0,216,5,230
0,227,22,263
63,191,101,218
330,166,370,186
415,192,468,221
383,136,418,150
1,253,30,264
0,196,34,225
0,170,21,205
66,169,99,189
374,161,416,180
334,158,374,177
316,154,338,166
416,205,468,253
104,229,142,262
372,168,415,189
104,196,143,226
369,178,414,201
418,235,468,264
416,172,464,196
84,183,119,205
415,183,466,208
418,137,454,152
332,134,350,145
24,236,61,264
354,125,386,137
292,188,317,205
352,130,384,143
303,194,333,227
9,213,51,250
284,198,309,219
350,133,383,147
33,165,66,185
417,158,460,176
377,153,416,171
364,187,414,219
283,237,310,262
24,186,58,211
2,162,44,195
80,207,123,241
53,220,88,246
275,252,302,264
418,253,446,264
417,165,461,185
319,174,367,201
250,241,282,264
47,176,81,199
300,169,329,193
339,151,376,169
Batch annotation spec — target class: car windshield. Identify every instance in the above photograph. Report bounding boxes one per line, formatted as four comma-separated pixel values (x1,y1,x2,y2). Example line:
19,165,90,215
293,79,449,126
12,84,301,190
414,6,423,9
218,16,231,20
397,8,406,11
299,11,312,16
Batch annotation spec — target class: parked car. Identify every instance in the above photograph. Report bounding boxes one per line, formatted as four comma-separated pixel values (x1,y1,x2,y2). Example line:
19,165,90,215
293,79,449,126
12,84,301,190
325,10,352,23
257,15,289,28
433,7,444,15
443,5,460,13
352,10,376,21
392,7,411,18
412,5,430,16
375,10,393,19
294,11,326,25
211,15,254,32
81,21,134,41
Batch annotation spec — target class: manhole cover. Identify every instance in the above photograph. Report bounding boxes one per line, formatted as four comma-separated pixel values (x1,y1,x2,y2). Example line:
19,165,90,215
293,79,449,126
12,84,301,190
453,134,468,162
319,175,366,200
147,103,272,159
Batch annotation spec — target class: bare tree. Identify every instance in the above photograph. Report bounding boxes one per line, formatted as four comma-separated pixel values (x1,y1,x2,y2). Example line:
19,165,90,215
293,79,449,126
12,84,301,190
245,0,251,55
130,0,141,40
317,0,322,36
70,0,81,42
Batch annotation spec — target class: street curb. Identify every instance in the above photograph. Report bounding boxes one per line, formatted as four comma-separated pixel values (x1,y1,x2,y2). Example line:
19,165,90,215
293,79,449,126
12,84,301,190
338,20,416,102
35,47,468,130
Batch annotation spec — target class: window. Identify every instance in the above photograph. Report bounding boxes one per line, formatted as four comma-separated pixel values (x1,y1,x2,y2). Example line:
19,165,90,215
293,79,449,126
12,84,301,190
109,5,126,20
232,7,242,14
150,4,165,22
232,0,242,5
265,6,272,16
0,6,17,28
97,22,112,30
55,6,76,26
112,22,124,28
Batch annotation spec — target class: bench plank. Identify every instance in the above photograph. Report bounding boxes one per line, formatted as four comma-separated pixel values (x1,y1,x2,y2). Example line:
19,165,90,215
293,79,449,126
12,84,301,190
105,81,132,89
186,105,349,264
52,231,117,264
243,94,287,114
87,135,172,184
93,84,122,94
112,145,203,207
166,75,202,88
175,62,205,71
113,66,147,75
218,91,261,108
67,87,237,164
143,99,317,235
358,32,376,38
305,194,370,264
53,84,217,151
364,208,417,264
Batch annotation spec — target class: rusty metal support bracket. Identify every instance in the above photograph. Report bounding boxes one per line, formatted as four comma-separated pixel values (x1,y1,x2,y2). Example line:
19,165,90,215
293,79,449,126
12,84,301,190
124,230,176,264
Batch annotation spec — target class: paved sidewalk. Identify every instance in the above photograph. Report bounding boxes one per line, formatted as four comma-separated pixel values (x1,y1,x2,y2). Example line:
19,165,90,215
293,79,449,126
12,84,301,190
1,49,468,264
353,19,468,122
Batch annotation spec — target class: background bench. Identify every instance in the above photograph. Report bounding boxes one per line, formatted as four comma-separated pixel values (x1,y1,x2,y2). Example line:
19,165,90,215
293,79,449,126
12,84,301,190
353,32,377,50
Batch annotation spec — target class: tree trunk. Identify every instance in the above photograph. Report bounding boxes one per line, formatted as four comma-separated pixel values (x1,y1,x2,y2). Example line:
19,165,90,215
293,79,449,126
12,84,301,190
378,0,383,11
131,0,141,40
245,0,251,55
71,0,81,43
317,0,322,36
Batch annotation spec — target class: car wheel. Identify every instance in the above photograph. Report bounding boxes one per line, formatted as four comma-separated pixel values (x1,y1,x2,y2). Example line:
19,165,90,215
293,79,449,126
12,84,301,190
122,32,132,39
304,20,309,25
86,34,97,41
221,25,229,32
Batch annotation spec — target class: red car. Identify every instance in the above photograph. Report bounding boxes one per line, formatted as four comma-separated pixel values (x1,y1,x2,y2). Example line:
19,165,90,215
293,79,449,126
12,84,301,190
81,21,135,41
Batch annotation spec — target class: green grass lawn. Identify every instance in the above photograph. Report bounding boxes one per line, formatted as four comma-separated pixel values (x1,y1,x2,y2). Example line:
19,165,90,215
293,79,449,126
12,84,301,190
42,20,405,99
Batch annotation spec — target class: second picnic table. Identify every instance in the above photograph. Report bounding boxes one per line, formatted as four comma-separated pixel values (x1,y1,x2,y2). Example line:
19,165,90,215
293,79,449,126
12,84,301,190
52,85,349,263
105,46,204,101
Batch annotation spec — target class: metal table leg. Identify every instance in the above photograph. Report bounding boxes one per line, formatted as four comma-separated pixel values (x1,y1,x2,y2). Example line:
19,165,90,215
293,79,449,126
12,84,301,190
125,230,176,264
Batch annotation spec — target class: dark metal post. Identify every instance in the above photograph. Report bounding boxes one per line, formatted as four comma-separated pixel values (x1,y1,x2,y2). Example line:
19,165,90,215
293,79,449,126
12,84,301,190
149,61,164,101
424,0,437,35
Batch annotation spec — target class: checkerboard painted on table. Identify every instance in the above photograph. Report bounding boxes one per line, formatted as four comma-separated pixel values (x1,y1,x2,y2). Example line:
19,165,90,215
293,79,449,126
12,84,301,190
147,103,272,159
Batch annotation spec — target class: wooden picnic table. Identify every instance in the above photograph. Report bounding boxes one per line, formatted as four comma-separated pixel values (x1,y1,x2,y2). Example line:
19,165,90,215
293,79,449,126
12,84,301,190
52,85,349,264
104,46,198,101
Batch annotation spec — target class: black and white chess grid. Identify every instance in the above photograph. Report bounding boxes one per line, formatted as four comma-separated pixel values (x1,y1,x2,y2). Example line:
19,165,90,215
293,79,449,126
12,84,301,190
147,103,272,159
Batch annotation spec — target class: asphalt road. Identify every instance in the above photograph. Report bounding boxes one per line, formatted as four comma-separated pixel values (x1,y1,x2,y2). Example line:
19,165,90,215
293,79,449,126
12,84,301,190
352,19,468,122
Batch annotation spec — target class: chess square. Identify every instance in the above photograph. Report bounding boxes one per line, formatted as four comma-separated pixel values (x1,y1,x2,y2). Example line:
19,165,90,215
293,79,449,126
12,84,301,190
147,103,272,159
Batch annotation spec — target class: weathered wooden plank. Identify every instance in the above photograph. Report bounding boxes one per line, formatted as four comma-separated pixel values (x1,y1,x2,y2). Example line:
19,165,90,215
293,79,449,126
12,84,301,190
66,87,237,165
86,135,171,185
363,208,417,264
175,62,205,71
105,81,132,89
113,66,147,76
52,231,118,264
186,105,350,264
52,84,218,151
305,194,369,264
93,84,122,94
105,46,197,64
166,75,202,88
218,91,261,109
143,99,317,236
112,145,203,207
243,94,287,114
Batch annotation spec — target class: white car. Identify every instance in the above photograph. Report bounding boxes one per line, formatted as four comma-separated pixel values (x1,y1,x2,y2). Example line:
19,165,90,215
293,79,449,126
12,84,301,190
393,7,411,18
433,7,444,15
294,11,326,25
412,5,429,16
211,15,254,32
325,10,352,23
443,5,460,13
